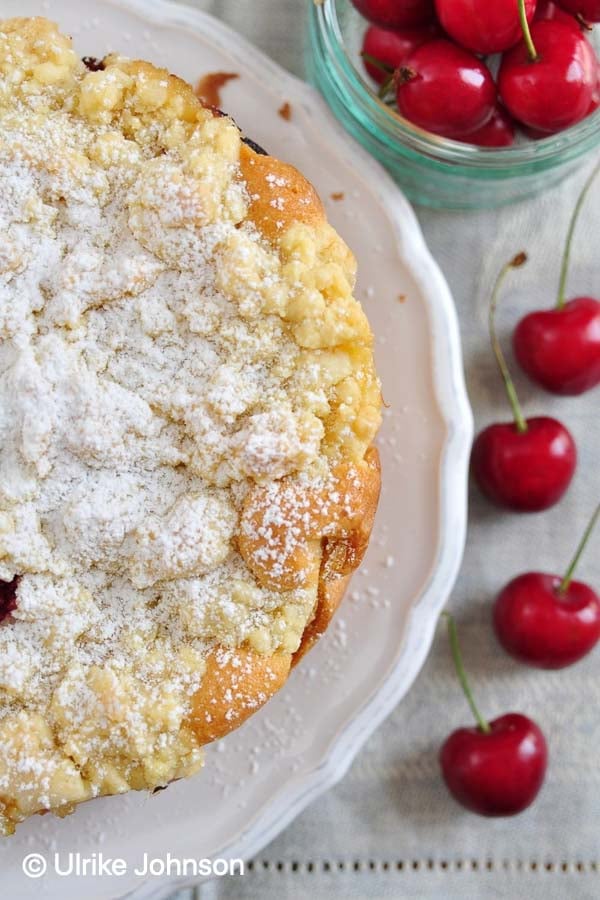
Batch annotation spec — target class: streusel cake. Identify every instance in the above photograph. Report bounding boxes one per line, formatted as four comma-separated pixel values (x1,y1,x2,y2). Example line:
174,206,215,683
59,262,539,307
0,16,382,835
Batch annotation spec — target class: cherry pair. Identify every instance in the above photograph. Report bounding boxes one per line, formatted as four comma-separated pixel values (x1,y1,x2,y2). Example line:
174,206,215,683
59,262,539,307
441,500,600,816
472,163,600,513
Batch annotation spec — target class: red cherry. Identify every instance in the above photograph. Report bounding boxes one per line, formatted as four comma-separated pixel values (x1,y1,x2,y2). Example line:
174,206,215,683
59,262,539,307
513,161,600,395
499,20,596,132
435,0,536,54
555,0,600,21
515,298,600,394
441,714,548,816
471,254,577,512
395,40,496,138
472,416,577,511
439,615,547,817
495,575,600,668
361,24,438,84
494,504,600,668
0,577,19,624
351,0,435,28
523,63,599,126
462,104,516,147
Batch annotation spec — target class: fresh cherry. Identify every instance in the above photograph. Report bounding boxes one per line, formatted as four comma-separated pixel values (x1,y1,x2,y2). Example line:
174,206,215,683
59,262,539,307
471,254,577,512
515,299,600,394
351,0,435,28
494,504,600,668
499,12,597,133
514,161,600,395
395,40,496,138
441,713,548,816
0,577,19,623
556,0,600,21
435,0,536,54
463,104,516,147
361,24,438,84
440,614,548,817
472,417,577,510
523,68,599,138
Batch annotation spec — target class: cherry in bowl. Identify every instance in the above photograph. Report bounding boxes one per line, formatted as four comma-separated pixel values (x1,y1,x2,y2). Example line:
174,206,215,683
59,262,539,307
435,0,536,54
395,40,497,139
499,19,597,133
351,0,435,28
535,0,589,26
465,105,516,148
361,23,438,84
556,0,600,21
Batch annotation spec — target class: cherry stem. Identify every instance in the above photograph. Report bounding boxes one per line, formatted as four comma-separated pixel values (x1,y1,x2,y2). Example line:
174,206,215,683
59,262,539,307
443,613,491,735
378,77,395,100
490,253,529,435
559,502,600,595
518,0,538,62
361,53,394,75
360,54,396,99
557,159,600,309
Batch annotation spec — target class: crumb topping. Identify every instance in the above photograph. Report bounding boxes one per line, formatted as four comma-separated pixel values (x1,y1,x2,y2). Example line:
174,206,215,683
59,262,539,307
0,17,381,835
195,71,239,108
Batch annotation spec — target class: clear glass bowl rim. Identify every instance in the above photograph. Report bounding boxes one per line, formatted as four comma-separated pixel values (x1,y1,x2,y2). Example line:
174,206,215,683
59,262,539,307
312,0,600,172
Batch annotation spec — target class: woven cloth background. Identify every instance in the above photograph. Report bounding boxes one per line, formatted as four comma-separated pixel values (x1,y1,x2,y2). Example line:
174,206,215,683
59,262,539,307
168,2,600,897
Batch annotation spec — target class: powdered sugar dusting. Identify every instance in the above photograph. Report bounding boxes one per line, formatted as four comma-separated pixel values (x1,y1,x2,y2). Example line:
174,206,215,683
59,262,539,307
0,37,316,831
0,17,380,836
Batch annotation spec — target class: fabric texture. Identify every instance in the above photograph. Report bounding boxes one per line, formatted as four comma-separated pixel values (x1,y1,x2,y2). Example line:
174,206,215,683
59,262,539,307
169,2,600,897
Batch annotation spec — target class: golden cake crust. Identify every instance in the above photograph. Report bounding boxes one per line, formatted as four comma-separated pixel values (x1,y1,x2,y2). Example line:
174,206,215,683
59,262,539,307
192,445,381,743
0,16,382,834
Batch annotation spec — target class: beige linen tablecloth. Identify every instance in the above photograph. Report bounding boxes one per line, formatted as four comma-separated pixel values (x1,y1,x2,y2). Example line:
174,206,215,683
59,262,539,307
168,2,600,897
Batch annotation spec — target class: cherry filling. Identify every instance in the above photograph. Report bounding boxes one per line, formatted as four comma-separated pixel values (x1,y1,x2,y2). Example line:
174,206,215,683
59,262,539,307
209,106,269,156
82,56,105,72
241,136,268,156
0,577,19,623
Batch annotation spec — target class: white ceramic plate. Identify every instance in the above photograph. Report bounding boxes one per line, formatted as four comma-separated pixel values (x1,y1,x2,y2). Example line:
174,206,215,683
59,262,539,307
0,2,473,897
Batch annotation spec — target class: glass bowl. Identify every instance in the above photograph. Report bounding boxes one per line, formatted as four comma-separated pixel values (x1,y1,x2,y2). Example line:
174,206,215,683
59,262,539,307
306,0,600,209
